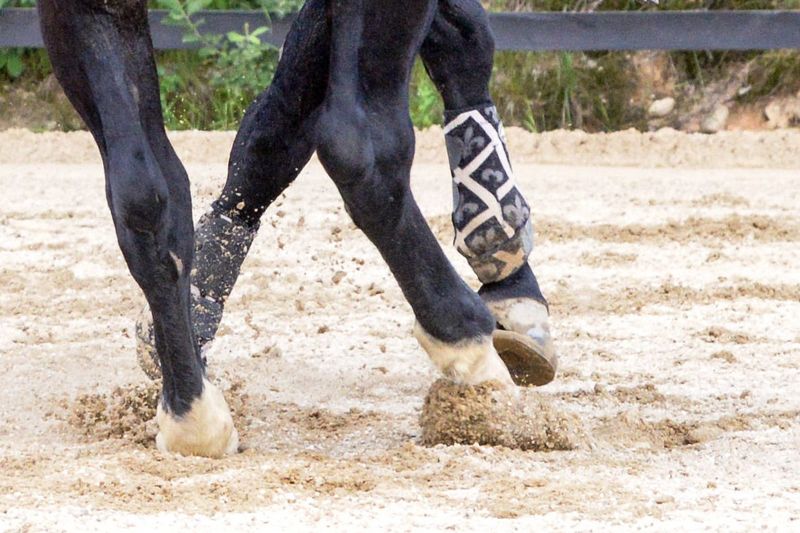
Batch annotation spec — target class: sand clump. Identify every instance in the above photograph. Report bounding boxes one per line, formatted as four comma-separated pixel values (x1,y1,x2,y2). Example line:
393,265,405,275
699,326,755,344
594,413,723,449
69,382,160,446
419,379,584,451
67,378,252,447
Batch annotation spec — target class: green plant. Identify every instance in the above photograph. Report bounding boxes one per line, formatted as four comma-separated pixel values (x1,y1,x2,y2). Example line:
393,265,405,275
155,0,302,129
409,60,444,129
557,52,577,128
0,0,35,78
0,49,24,78
746,50,800,100
522,106,538,132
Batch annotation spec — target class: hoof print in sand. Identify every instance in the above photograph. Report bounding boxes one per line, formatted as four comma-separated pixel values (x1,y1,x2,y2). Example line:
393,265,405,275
419,379,585,451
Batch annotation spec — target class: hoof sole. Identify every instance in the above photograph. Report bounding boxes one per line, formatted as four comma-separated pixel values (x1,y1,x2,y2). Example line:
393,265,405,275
492,329,557,387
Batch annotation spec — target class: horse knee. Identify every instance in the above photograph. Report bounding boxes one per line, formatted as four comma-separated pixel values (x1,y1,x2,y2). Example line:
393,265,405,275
316,102,375,185
108,147,170,234
374,115,415,170
319,103,417,231
319,100,415,178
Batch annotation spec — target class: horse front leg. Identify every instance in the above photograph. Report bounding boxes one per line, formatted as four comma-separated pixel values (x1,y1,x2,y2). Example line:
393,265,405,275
316,0,514,387
38,0,237,457
135,0,331,376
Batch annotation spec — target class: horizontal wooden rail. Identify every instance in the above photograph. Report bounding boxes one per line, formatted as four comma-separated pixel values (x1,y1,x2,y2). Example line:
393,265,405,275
1,8,800,51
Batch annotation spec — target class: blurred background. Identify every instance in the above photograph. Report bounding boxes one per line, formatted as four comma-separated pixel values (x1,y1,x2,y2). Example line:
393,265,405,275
1,0,800,133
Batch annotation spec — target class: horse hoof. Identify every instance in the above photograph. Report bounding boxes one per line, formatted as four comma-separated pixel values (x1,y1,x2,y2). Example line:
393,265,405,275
156,378,239,458
135,307,161,381
492,329,557,386
486,298,557,386
414,322,516,388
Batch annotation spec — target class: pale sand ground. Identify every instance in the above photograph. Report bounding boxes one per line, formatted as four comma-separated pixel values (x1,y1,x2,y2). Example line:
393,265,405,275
0,129,799,531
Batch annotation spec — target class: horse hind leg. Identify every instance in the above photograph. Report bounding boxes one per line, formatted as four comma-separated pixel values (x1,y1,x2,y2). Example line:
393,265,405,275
187,0,331,348
420,0,556,386
316,0,513,386
39,0,236,457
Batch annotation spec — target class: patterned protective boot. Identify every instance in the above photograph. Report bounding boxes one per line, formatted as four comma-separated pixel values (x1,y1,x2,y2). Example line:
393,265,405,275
136,207,259,380
444,103,557,386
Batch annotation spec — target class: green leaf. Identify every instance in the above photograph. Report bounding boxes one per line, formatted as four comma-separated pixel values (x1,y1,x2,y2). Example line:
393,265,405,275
159,0,181,11
226,31,245,43
6,53,23,78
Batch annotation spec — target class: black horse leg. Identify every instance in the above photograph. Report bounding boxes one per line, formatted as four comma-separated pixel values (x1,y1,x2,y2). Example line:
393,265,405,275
316,0,513,385
38,0,237,456
420,0,557,385
135,0,331,376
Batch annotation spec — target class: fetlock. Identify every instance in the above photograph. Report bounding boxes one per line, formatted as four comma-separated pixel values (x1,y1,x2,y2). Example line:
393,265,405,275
478,263,548,310
477,264,555,382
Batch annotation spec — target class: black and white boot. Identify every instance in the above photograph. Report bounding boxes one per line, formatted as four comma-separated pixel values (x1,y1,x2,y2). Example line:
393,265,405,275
444,104,557,386
136,207,259,380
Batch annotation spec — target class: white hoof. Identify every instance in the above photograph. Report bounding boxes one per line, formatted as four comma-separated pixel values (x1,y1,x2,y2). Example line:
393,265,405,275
156,378,239,458
414,322,515,388
485,298,552,347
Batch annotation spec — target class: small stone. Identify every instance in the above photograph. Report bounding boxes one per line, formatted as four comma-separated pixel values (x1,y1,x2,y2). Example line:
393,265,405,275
710,350,736,363
648,97,675,118
701,105,729,133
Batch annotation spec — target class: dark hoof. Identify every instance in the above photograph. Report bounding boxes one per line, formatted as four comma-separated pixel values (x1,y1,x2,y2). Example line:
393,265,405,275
492,329,557,387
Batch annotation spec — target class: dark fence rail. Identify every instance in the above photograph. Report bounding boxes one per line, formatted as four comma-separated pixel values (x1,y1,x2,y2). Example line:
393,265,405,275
2,8,800,51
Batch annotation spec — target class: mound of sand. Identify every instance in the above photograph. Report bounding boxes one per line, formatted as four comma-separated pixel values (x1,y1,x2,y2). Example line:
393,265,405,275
419,379,585,451
5,128,800,168
67,378,252,448
69,383,160,446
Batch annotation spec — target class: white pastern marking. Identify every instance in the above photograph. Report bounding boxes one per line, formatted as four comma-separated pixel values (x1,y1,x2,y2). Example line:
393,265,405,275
156,378,238,459
414,322,514,387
